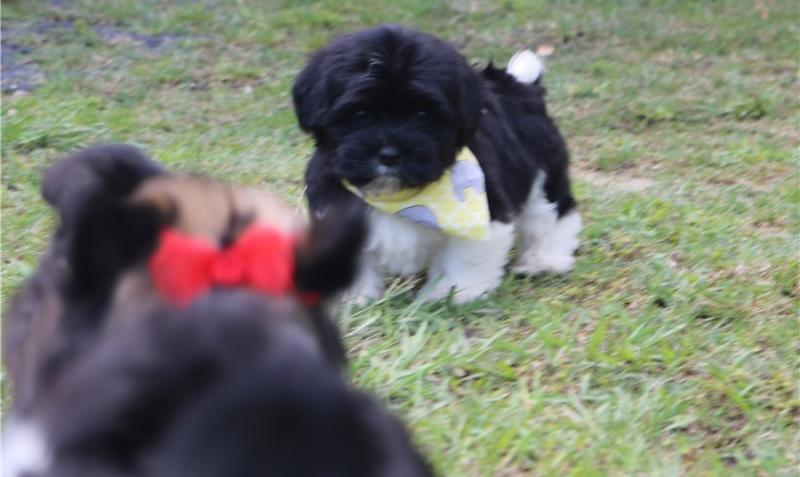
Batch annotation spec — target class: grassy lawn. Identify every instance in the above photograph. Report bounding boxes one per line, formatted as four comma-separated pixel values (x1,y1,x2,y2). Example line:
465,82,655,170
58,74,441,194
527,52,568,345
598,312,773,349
2,0,798,475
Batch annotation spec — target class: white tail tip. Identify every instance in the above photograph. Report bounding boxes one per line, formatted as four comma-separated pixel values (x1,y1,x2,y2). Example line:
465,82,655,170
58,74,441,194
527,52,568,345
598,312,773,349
507,49,542,84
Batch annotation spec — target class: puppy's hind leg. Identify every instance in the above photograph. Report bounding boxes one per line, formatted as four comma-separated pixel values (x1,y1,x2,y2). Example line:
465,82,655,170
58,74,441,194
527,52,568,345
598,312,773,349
513,176,581,275
420,222,514,304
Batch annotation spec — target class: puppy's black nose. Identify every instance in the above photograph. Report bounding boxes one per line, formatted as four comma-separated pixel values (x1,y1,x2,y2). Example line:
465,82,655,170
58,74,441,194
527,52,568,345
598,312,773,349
378,146,399,166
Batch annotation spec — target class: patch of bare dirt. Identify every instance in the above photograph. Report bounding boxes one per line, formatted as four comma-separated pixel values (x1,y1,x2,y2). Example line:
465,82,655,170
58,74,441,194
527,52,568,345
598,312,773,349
1,16,184,94
572,168,655,193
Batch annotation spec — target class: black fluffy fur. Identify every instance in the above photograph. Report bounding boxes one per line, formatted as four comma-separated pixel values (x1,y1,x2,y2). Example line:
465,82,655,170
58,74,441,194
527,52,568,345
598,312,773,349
42,144,167,306
38,293,433,477
293,25,576,223
42,144,165,227
294,200,367,296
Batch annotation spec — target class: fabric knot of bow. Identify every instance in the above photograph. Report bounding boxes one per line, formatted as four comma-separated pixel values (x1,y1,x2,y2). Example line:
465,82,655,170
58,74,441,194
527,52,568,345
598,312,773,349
149,225,318,307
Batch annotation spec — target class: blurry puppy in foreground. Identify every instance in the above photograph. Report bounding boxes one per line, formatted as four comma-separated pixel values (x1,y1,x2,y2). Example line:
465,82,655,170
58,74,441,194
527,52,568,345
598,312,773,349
2,144,433,477
294,25,580,304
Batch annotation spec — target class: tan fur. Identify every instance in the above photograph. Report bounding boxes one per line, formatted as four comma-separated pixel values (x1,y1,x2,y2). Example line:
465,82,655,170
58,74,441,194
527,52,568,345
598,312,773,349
132,176,305,243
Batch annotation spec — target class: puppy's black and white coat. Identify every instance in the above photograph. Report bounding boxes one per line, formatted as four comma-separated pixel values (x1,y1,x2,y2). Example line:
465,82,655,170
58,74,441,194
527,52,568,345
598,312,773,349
294,25,581,303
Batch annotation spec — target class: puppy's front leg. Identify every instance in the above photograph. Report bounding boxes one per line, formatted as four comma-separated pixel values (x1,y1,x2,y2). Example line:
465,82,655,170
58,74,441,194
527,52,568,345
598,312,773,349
420,222,514,304
345,254,385,305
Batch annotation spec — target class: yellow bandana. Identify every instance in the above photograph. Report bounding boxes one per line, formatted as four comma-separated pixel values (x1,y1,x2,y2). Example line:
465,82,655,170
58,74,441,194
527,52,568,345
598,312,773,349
343,148,490,240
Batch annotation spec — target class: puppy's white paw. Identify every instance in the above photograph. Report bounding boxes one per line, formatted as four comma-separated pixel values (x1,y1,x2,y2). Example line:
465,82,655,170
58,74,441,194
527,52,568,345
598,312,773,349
418,278,453,303
419,275,496,304
420,221,513,304
512,252,575,275
2,419,50,477
344,257,386,305
349,292,383,306
344,278,385,306
419,285,486,304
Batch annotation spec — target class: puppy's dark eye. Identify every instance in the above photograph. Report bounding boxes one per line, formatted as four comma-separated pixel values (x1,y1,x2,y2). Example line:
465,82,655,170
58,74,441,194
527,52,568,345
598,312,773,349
416,111,428,118
354,110,367,118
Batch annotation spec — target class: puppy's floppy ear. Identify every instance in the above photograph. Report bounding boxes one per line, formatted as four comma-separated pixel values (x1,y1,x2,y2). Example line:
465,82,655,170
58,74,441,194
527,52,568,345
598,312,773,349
292,50,331,135
454,60,485,146
43,145,168,301
43,143,165,227
294,201,367,298
68,198,165,301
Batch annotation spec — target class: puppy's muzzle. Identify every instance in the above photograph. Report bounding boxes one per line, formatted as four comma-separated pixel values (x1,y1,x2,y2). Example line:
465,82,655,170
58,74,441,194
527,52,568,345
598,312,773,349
377,146,400,166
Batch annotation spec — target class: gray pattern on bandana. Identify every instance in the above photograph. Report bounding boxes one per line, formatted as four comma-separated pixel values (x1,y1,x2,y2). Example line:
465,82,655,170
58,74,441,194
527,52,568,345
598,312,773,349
450,159,486,202
396,205,440,230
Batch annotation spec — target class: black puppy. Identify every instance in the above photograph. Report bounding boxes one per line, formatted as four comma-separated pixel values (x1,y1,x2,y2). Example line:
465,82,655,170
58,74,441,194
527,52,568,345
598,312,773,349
294,25,581,303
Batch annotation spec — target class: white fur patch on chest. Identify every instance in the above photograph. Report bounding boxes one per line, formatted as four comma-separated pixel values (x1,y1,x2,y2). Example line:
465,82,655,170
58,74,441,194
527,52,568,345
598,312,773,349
2,418,51,477
366,210,444,276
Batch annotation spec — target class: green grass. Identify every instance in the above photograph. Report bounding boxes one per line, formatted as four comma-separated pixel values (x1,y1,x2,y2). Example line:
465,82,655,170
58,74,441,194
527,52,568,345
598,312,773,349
2,0,799,475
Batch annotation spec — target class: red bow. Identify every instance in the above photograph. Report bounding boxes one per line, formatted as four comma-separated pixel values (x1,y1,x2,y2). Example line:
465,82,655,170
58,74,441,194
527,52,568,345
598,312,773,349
149,226,318,307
